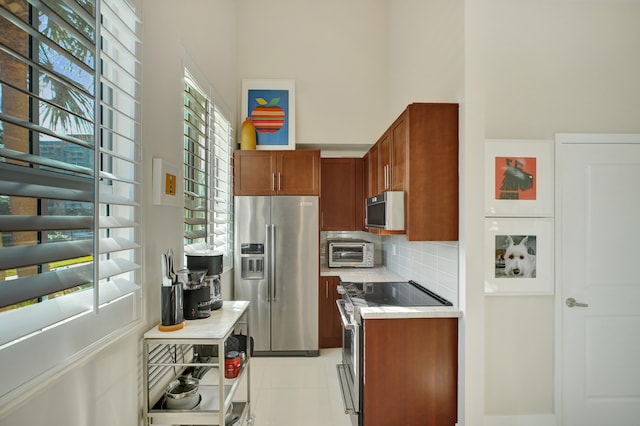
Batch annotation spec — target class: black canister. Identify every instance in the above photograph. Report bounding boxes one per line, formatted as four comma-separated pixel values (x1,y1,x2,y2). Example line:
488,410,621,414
161,283,184,326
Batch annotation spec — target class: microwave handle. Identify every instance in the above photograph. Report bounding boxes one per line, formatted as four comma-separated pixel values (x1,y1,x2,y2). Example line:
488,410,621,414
364,199,367,228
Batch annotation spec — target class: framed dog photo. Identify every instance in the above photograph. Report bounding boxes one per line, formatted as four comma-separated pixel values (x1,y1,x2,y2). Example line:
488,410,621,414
485,218,554,295
485,139,554,217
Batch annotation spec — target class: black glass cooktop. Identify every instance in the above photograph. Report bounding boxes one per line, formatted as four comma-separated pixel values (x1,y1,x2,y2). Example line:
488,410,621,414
341,280,452,308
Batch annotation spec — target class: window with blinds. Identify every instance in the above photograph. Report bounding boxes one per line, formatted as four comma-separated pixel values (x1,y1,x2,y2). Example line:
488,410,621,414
0,0,141,400
183,73,233,269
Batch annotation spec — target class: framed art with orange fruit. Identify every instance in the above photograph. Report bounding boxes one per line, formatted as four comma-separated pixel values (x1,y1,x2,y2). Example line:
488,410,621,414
241,79,295,150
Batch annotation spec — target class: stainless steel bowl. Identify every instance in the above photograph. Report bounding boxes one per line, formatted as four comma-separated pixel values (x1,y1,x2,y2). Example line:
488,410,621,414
165,376,200,410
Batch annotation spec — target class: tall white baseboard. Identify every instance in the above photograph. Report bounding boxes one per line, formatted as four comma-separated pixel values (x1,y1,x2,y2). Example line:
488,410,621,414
485,414,558,426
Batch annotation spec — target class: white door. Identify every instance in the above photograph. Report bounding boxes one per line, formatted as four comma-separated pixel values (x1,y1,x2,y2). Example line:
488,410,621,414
558,134,640,426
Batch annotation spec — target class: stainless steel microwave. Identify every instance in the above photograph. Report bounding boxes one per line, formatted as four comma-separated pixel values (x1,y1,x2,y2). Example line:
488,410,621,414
365,191,405,231
328,239,374,268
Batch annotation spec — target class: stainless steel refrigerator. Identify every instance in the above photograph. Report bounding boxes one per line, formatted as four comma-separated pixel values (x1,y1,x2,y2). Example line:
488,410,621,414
234,195,319,356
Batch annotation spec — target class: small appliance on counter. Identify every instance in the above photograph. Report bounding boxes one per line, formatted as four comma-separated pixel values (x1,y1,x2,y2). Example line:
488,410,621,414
186,252,223,311
177,268,211,320
328,239,374,268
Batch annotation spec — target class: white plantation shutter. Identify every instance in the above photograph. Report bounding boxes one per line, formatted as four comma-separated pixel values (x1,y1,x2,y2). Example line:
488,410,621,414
211,103,232,264
0,0,142,401
184,77,209,242
0,0,97,308
183,72,233,269
98,0,141,301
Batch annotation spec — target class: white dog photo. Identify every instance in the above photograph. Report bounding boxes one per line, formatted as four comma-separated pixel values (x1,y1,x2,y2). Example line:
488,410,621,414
495,235,537,278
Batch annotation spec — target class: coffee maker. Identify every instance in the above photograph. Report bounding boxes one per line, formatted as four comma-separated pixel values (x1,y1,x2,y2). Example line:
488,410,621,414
178,268,211,320
186,253,223,311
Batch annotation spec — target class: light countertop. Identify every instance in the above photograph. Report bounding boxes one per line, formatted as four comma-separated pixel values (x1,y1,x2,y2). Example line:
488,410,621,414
360,306,461,319
144,300,249,340
320,266,404,282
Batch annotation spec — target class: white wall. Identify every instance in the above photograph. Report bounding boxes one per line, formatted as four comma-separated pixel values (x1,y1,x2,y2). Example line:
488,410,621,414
141,0,238,325
236,0,390,145
0,332,141,425
481,0,640,422
485,0,640,140
388,0,465,115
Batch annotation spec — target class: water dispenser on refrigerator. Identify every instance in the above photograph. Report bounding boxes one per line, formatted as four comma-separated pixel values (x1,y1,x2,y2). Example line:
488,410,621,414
240,243,264,280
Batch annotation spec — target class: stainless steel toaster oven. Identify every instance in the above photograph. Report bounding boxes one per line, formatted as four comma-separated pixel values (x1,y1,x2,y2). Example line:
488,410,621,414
328,239,374,268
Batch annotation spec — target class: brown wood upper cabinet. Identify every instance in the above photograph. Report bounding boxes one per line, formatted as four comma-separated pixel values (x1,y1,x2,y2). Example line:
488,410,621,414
364,145,379,198
320,158,364,231
364,103,458,241
377,121,406,193
233,150,320,195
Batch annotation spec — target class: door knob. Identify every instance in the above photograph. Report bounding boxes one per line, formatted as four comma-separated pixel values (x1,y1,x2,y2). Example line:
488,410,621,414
566,297,589,308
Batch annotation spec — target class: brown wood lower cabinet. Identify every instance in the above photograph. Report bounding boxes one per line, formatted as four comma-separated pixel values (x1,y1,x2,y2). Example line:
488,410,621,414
319,275,342,348
362,317,458,426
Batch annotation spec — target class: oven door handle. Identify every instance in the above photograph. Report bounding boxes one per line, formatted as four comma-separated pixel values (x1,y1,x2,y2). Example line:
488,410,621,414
336,364,357,414
336,299,355,330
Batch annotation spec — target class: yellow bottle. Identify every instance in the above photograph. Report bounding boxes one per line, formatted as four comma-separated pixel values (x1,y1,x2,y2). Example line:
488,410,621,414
240,117,256,150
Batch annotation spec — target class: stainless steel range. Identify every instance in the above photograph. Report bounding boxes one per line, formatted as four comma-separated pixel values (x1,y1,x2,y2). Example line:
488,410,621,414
335,280,452,426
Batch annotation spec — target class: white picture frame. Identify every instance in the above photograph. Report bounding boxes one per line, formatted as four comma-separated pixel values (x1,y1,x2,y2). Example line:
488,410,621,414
485,139,554,217
485,217,554,295
241,79,295,150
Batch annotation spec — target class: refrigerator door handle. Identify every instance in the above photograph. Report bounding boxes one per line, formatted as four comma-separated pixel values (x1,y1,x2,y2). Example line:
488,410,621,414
265,224,272,302
271,224,277,300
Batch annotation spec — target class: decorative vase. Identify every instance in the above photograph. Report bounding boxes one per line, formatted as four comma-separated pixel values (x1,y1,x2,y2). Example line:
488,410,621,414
240,117,256,150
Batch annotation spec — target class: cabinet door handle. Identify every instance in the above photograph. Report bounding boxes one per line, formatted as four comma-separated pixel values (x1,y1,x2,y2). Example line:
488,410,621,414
383,165,386,189
272,173,276,191
277,172,281,191
384,165,389,189
325,281,329,299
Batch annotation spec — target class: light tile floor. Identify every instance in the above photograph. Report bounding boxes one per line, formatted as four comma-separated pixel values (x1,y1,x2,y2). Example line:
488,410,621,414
239,348,352,426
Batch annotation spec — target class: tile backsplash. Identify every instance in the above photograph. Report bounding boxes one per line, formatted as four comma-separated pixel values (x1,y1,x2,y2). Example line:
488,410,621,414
320,231,459,307
382,235,459,306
